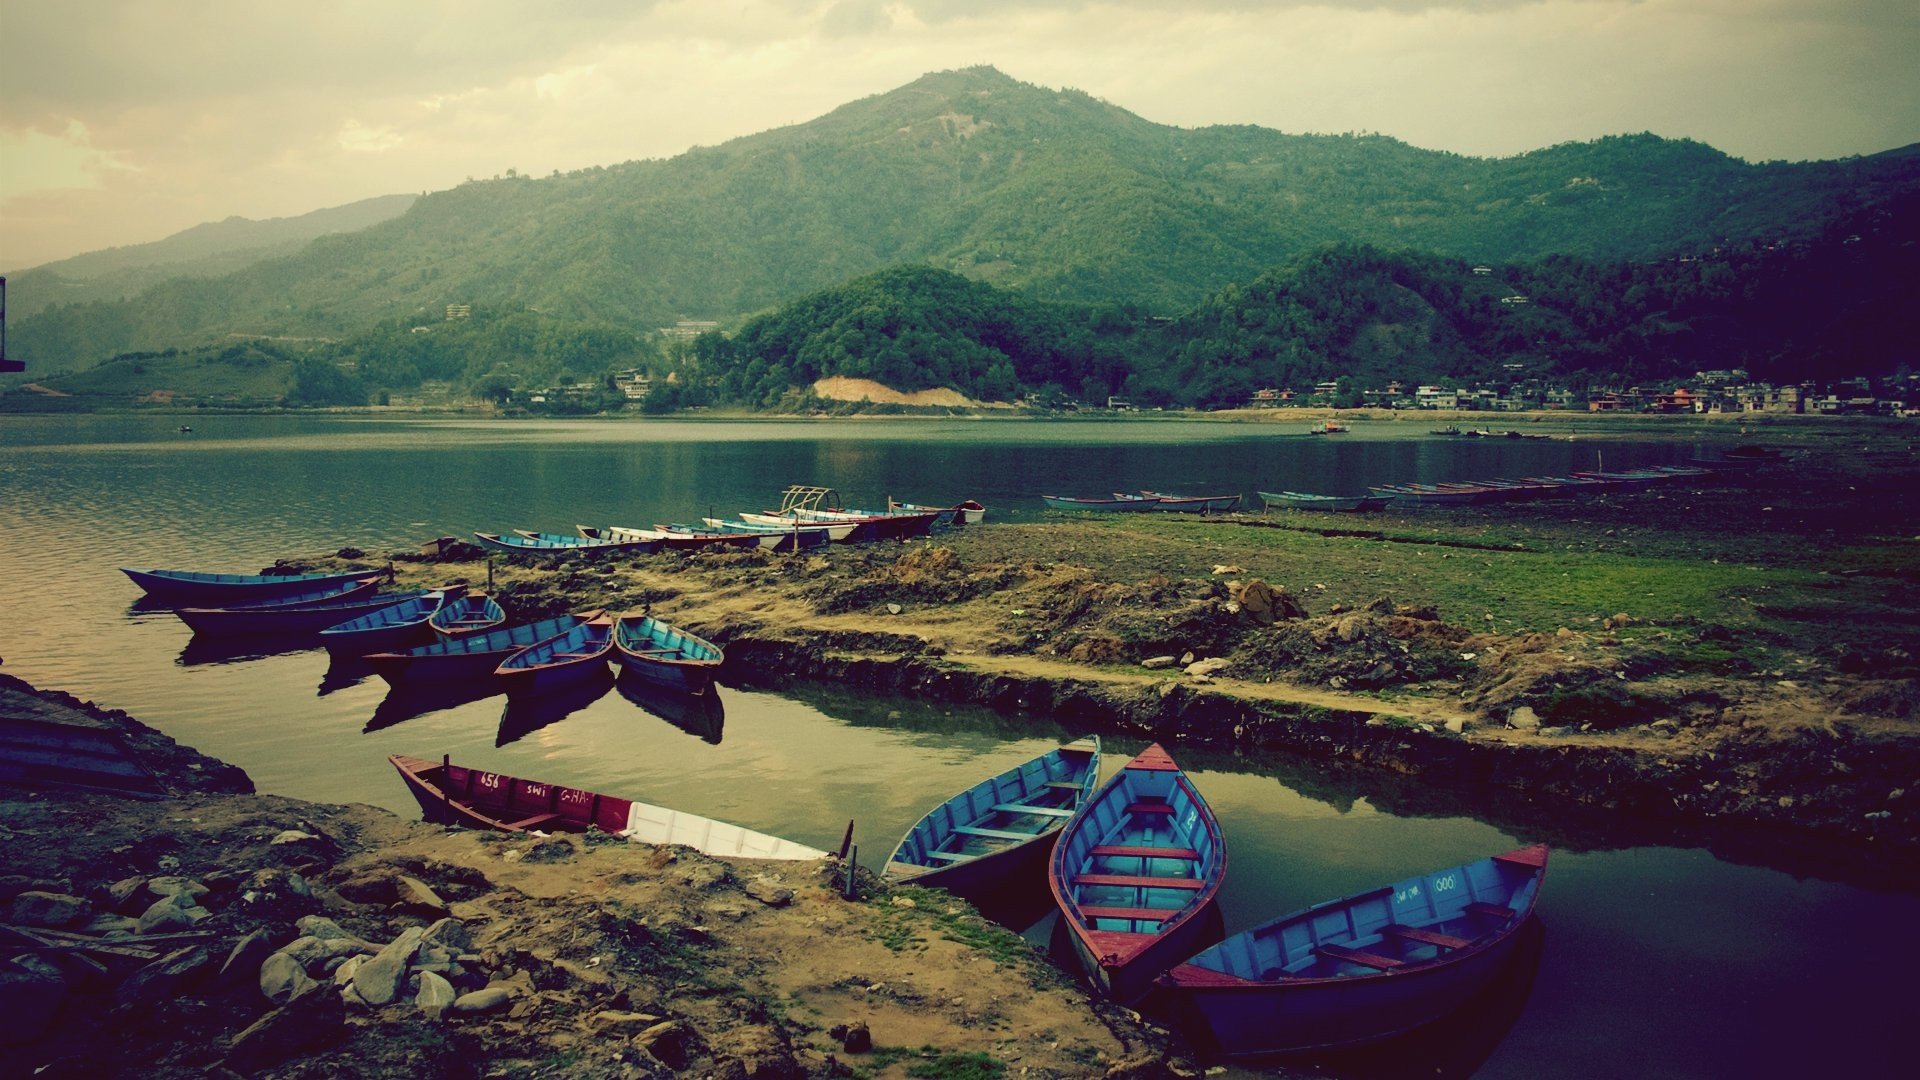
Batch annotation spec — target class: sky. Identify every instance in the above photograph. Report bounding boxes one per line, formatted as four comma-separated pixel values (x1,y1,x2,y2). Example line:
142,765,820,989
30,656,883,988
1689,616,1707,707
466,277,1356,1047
3,0,1917,271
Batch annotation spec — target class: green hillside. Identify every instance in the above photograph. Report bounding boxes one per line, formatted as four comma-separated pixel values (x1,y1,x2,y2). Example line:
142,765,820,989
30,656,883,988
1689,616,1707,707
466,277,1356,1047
14,66,1918,374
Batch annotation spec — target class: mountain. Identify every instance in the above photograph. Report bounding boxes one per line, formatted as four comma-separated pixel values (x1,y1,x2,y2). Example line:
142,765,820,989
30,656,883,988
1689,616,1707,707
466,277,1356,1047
12,66,1919,373
4,194,416,322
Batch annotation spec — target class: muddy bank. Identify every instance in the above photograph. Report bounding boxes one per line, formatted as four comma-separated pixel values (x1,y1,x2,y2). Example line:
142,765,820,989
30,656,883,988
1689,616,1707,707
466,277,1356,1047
0,676,1177,1078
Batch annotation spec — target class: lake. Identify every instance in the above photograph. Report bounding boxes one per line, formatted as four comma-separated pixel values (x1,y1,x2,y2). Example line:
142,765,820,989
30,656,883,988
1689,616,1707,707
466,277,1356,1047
0,413,1904,1078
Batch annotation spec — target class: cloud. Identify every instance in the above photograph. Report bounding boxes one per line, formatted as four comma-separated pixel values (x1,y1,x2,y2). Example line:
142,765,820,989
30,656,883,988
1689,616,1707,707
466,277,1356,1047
0,121,138,199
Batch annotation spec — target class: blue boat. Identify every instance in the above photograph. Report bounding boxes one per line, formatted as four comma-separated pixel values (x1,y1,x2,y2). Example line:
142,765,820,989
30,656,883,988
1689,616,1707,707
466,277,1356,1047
429,590,507,637
474,531,662,556
496,613,616,696
1050,742,1227,1004
612,613,724,695
318,590,454,656
1155,844,1550,1057
364,610,600,687
122,565,387,606
1258,490,1393,512
885,736,1099,907
175,585,432,637
1043,494,1163,512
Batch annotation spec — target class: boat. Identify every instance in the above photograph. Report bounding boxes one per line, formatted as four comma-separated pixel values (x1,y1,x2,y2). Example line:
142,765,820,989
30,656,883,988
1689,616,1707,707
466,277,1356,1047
694,517,834,552
495,613,616,695
886,736,1100,906
890,499,988,526
1050,742,1227,1004
1258,490,1392,513
745,486,940,541
1042,494,1163,512
429,590,507,637
1137,491,1243,513
121,565,387,606
1311,422,1349,435
317,589,453,656
733,513,860,542
388,754,832,861
1368,484,1487,506
578,525,763,552
474,531,662,556
612,613,724,695
171,579,411,636
1155,844,1550,1057
364,610,601,687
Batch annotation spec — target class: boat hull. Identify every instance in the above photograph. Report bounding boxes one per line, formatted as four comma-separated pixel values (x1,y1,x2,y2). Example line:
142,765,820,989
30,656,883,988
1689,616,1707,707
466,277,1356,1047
176,586,421,637
122,565,385,606
1042,495,1162,512
365,611,596,687
1156,845,1549,1057
613,614,723,695
1050,742,1227,1004
496,615,616,696
886,737,1100,910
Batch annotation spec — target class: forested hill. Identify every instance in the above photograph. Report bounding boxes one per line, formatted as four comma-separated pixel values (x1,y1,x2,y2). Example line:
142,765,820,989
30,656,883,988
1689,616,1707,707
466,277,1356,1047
5,194,416,321
15,66,1920,373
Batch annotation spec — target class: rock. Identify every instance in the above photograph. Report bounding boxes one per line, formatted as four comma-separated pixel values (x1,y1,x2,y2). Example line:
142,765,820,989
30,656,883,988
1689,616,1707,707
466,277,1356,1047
1231,579,1304,624
1140,655,1176,669
332,955,366,987
145,876,210,902
1508,706,1541,731
115,945,212,1009
0,876,40,905
632,1019,697,1070
217,929,279,988
420,917,473,953
353,925,425,1006
81,914,140,936
270,830,319,846
0,955,68,1046
1184,657,1231,678
452,986,513,1015
836,1020,872,1053
278,934,375,973
393,875,450,917
1444,717,1467,734
552,957,615,990
224,984,344,1073
1179,651,1195,665
711,1023,801,1080
520,837,577,863
293,915,353,940
135,891,200,934
11,891,91,929
742,878,793,908
259,951,316,1005
108,876,150,911
416,970,457,1019
885,603,903,615
591,1010,666,1036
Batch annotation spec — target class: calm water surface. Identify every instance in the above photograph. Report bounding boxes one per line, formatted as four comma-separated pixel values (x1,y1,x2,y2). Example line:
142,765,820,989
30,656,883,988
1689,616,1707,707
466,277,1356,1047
0,415,1904,1078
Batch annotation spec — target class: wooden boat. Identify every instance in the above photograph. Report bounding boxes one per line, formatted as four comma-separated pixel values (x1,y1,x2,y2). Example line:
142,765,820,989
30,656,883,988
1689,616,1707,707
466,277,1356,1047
474,531,661,555
1042,494,1163,512
317,589,453,656
578,525,763,552
1155,844,1550,1057
1139,491,1241,513
886,737,1100,905
429,590,507,637
612,613,724,695
172,579,406,636
1050,742,1227,1004
1259,490,1392,513
365,610,600,687
696,517,833,551
890,499,988,525
748,486,940,541
1368,484,1487,506
388,754,831,861
0,715,167,798
121,565,385,606
734,513,860,542
496,613,615,695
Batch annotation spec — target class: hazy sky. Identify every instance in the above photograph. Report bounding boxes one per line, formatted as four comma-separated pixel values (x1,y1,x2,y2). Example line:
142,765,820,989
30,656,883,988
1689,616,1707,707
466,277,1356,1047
3,0,1916,270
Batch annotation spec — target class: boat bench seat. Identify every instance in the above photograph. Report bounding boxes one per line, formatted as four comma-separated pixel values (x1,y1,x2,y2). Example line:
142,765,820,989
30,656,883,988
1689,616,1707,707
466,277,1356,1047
924,850,977,863
1466,902,1515,922
1384,924,1473,950
1077,905,1172,922
1091,844,1199,860
551,652,600,660
1315,943,1404,970
1124,802,1176,816
1072,872,1204,890
506,812,563,830
1044,779,1085,791
951,824,1036,842
992,802,1076,817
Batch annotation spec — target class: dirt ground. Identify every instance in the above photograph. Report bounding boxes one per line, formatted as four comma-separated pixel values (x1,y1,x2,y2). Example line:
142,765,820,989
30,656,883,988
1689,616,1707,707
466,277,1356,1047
0,677,1179,1079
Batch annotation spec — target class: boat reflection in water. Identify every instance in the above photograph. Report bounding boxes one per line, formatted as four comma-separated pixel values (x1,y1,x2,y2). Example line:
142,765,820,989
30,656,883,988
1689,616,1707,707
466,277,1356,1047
615,672,725,745
176,633,317,667
363,678,505,733
318,654,376,696
495,666,615,747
